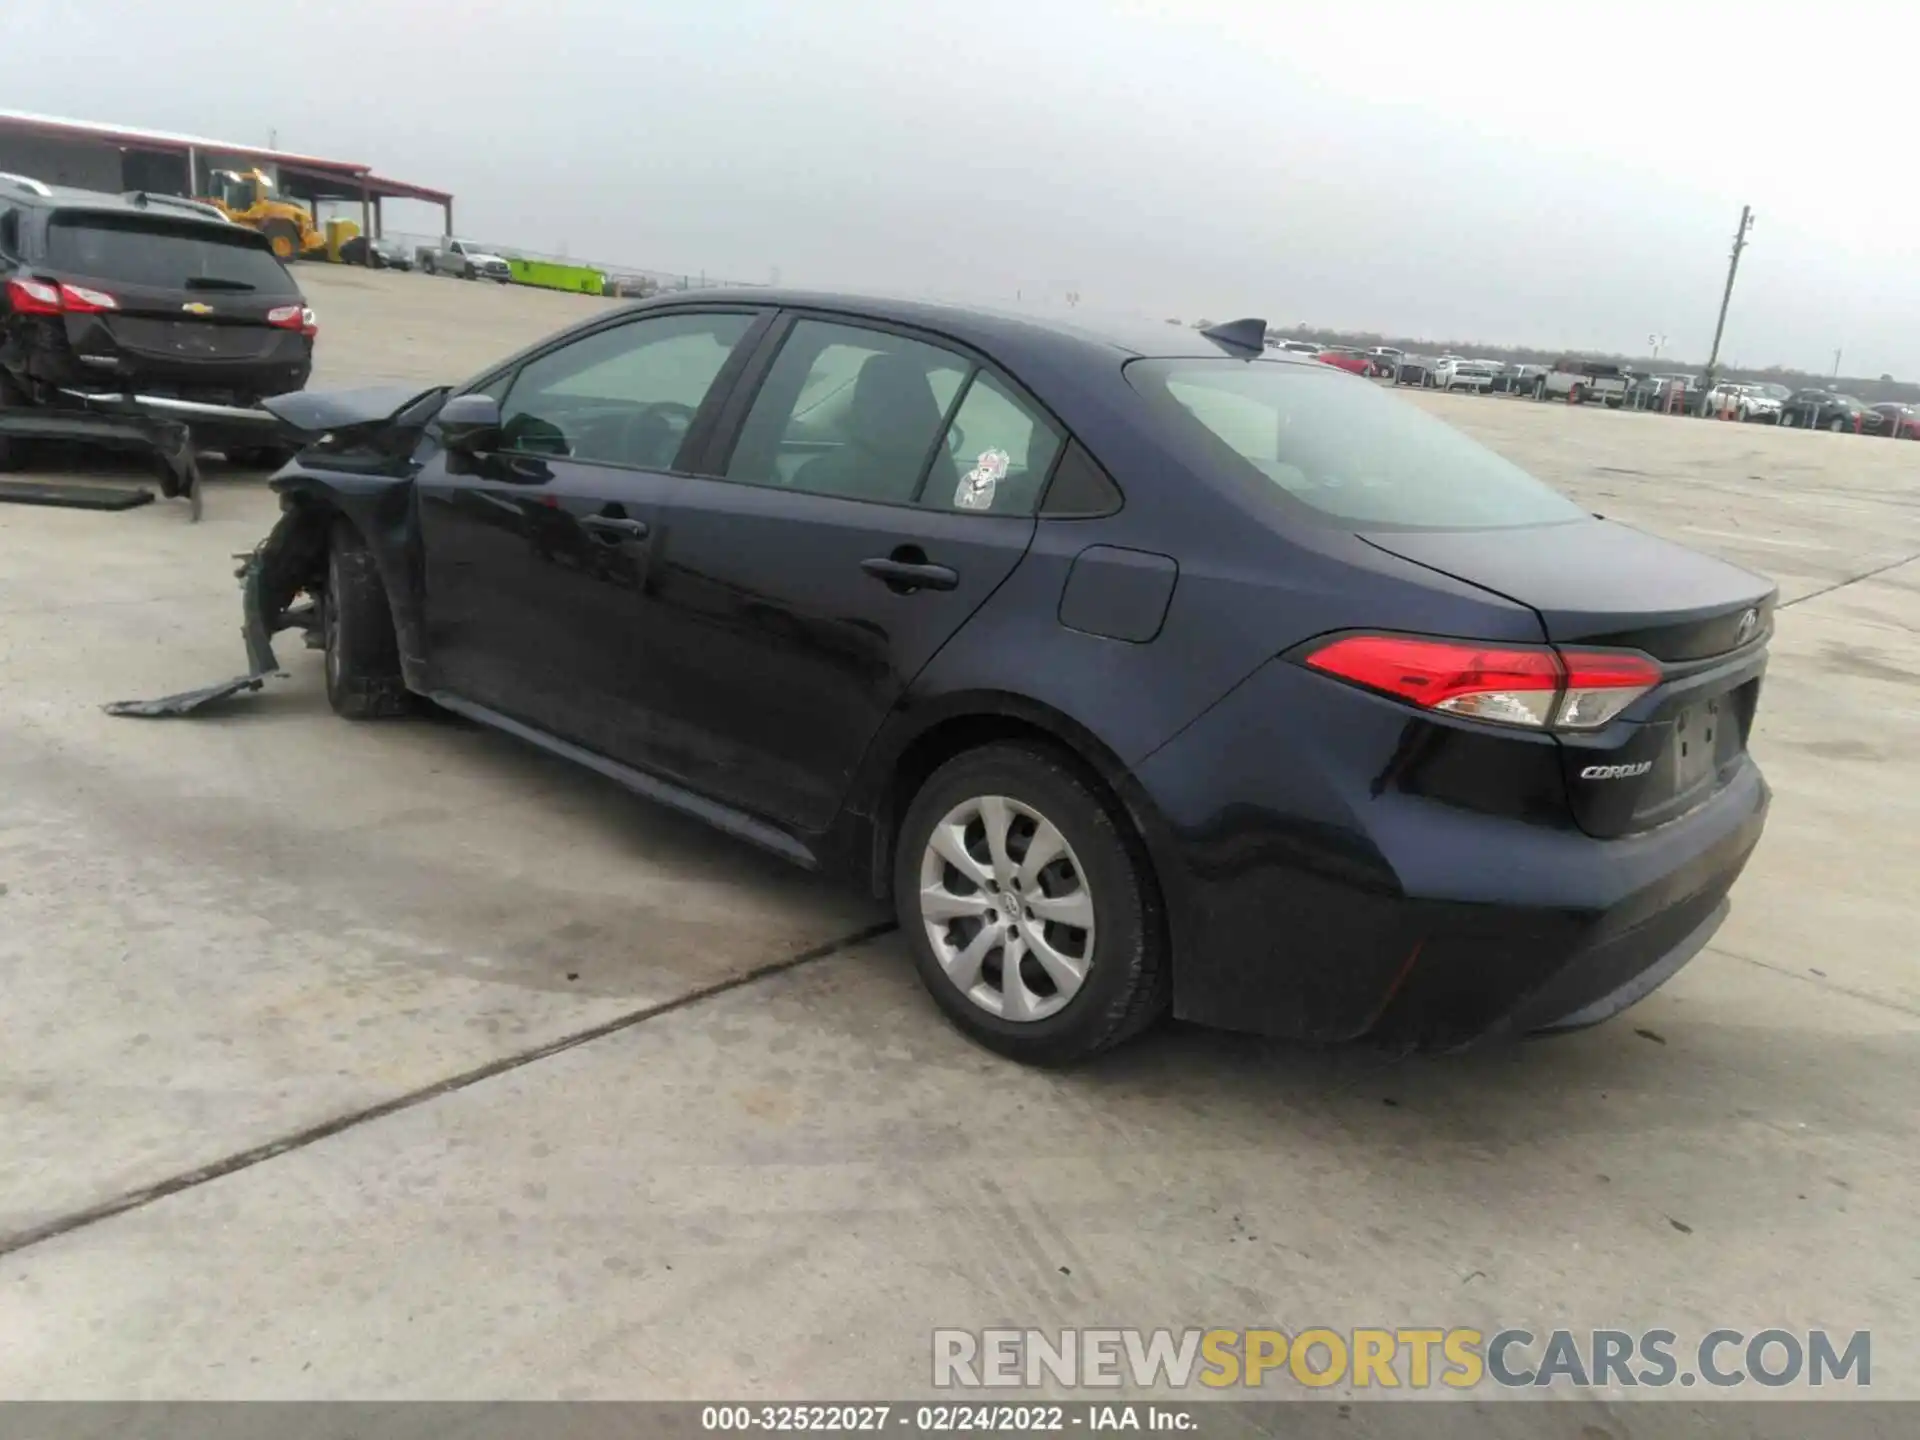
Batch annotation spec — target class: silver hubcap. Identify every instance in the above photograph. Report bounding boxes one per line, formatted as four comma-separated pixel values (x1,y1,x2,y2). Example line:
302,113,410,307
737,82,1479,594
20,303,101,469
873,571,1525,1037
918,794,1095,1023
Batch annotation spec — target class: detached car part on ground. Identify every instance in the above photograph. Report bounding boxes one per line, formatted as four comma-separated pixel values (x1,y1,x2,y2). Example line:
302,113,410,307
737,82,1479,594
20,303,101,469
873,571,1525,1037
110,294,1774,1066
0,177,314,507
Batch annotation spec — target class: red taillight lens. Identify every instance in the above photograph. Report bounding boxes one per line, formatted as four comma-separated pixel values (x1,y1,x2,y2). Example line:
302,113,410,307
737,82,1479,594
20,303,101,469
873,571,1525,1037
6,276,63,315
57,282,117,313
267,303,317,338
1303,634,1659,731
5,279,119,314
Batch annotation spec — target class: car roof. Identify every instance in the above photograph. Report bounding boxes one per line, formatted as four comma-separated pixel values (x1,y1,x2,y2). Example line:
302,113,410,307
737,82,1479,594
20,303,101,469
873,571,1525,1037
4,178,249,235
633,288,1325,365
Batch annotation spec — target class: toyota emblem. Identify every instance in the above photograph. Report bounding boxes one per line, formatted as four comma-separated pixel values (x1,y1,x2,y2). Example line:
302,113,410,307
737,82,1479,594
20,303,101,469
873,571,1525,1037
1737,608,1759,643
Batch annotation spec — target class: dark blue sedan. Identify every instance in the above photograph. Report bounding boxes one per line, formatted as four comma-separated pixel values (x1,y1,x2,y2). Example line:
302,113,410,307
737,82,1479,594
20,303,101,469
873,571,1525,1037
130,293,1775,1064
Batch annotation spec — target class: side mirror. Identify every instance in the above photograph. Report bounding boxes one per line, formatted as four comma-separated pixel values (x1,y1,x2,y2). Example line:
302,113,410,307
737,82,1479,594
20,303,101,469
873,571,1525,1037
438,393,501,454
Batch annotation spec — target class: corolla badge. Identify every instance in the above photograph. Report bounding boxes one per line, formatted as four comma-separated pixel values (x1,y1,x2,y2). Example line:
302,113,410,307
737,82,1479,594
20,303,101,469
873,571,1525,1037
181,302,214,315
1581,762,1654,780
1737,608,1759,643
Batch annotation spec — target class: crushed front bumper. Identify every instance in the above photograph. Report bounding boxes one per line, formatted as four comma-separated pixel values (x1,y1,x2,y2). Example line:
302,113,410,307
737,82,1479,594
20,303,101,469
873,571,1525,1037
103,502,325,717
0,403,208,517
1,391,292,521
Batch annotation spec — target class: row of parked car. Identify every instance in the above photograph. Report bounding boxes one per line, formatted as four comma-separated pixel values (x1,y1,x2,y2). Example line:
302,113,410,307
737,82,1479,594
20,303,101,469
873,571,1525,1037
1266,340,1920,438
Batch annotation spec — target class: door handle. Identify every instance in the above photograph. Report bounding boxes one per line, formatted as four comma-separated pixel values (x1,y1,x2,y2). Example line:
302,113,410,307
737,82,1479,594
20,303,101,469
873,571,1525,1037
861,556,959,593
581,515,650,543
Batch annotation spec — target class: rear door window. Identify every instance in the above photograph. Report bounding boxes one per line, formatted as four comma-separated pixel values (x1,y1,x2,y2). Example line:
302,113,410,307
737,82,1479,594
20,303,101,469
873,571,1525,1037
1129,358,1587,530
46,214,298,294
924,369,1063,515
723,319,970,504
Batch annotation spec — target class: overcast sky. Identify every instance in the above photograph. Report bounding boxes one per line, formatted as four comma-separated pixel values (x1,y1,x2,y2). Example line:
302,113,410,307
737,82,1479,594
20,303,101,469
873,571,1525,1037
7,0,1916,374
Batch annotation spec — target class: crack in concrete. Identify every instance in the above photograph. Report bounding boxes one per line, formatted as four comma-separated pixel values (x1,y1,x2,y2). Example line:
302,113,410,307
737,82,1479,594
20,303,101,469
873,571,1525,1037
1777,550,1920,611
1707,943,1920,1020
0,919,898,1261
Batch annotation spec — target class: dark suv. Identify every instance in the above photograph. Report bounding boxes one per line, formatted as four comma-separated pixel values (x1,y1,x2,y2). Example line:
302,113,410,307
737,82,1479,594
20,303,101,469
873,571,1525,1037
0,174,314,470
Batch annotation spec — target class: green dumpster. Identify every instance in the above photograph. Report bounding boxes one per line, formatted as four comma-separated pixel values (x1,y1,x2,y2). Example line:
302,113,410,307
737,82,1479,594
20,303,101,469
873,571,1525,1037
507,258,608,295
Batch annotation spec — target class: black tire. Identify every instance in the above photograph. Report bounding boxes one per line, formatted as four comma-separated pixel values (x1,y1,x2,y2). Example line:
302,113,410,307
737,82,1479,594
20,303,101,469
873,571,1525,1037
423,256,437,275
893,742,1169,1065
1780,410,1796,428
0,368,31,473
261,218,301,262
322,520,412,719
1827,416,1847,433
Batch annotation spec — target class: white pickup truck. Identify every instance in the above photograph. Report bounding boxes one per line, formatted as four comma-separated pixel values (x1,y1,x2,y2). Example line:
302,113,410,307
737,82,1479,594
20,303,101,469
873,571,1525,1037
418,238,512,283
1534,359,1630,407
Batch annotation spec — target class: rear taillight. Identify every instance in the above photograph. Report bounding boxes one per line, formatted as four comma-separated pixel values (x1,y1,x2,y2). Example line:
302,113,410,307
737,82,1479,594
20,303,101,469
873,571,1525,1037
267,303,317,338
5,278,119,314
1303,634,1660,731
1556,650,1663,728
6,277,64,315
58,282,118,313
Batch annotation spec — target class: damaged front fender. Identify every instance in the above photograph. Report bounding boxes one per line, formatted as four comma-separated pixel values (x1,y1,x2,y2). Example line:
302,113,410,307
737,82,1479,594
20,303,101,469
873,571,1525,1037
103,499,332,717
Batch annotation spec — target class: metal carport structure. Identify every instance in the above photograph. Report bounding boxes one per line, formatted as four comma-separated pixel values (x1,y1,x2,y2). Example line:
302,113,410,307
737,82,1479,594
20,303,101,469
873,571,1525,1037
0,109,454,244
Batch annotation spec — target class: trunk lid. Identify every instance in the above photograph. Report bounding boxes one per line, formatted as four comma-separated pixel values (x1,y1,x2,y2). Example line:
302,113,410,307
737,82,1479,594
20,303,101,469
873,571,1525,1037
1362,519,1774,661
1363,519,1775,837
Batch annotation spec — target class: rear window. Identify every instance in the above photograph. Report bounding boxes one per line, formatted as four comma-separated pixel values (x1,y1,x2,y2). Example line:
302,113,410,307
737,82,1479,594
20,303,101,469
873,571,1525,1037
1127,359,1588,530
46,213,297,295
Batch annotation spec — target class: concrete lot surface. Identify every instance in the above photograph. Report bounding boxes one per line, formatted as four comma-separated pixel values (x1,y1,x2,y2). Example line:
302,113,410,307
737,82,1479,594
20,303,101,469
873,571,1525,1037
1,269,1916,1402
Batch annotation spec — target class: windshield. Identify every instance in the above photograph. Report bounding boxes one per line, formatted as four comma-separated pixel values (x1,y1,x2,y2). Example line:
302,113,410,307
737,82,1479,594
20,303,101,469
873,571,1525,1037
48,213,297,294
1129,359,1588,530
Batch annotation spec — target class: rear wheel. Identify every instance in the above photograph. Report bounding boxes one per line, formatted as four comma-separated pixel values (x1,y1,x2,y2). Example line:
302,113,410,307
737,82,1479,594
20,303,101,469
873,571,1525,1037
894,743,1169,1065
261,219,301,262
1828,416,1847,433
1780,410,1796,427
322,520,412,719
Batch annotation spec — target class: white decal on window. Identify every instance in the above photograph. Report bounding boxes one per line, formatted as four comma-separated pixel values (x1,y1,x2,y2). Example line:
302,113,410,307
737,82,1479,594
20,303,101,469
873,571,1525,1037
955,448,1010,510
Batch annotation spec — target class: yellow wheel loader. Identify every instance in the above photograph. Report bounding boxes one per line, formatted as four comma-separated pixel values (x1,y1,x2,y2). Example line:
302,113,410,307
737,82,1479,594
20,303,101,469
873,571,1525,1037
201,169,340,262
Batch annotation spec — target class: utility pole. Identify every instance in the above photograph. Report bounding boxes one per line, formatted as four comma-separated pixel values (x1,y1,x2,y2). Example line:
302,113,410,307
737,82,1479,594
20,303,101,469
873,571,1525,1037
1702,205,1753,387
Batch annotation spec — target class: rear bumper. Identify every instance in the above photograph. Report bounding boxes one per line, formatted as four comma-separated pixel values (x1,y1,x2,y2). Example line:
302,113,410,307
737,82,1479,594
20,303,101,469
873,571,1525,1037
20,315,312,410
60,388,283,429
1132,656,1770,1048
53,388,290,449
